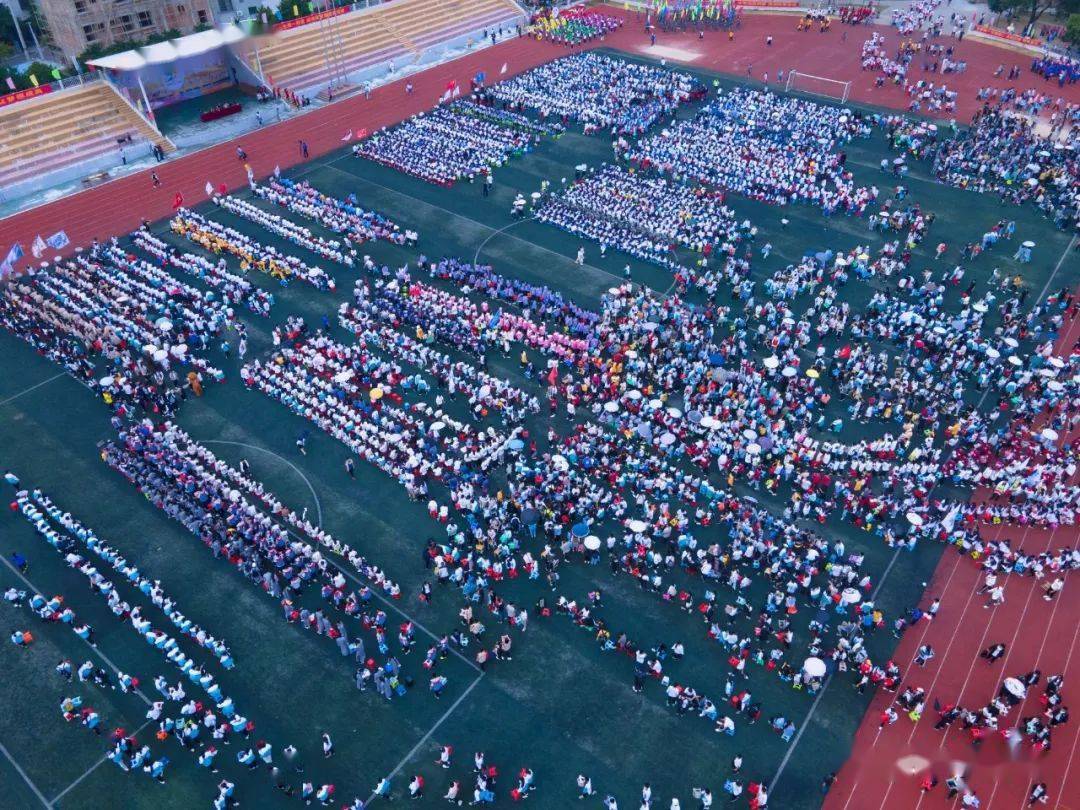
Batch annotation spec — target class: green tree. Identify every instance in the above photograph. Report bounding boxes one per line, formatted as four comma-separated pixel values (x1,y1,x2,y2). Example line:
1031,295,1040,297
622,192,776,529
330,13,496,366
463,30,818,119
1066,11,1080,40
0,4,23,55
988,0,1080,27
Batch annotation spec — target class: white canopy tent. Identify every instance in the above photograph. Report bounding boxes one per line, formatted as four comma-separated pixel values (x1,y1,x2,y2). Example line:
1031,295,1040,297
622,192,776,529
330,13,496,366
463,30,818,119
87,25,249,72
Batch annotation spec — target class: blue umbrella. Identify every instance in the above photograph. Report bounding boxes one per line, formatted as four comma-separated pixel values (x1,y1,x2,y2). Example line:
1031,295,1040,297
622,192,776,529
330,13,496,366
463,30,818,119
508,438,525,451
572,521,590,538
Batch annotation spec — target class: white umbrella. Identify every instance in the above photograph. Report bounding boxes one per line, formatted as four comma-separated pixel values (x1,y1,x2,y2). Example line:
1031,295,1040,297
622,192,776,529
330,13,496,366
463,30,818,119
1048,357,1065,369
99,375,115,387
153,349,168,362
333,369,355,383
700,416,718,429
1022,240,1035,248
626,390,643,401
628,519,648,533
1003,677,1027,699
803,657,827,678
742,428,757,441
666,407,682,419
896,755,931,776
841,587,861,605
430,421,446,433
782,366,797,378
156,317,173,331
603,401,619,413
649,398,664,409
584,535,601,551
659,432,677,447
1008,356,1023,367
973,302,988,313
1041,428,1059,442
552,454,569,471
906,511,924,527
746,442,761,455
1003,337,1019,349
763,355,780,369
985,347,1001,359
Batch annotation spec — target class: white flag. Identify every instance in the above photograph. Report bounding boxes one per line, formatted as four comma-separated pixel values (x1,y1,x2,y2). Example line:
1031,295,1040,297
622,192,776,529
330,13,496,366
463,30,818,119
31,235,47,259
500,63,508,75
940,505,961,533
341,129,353,141
205,181,214,197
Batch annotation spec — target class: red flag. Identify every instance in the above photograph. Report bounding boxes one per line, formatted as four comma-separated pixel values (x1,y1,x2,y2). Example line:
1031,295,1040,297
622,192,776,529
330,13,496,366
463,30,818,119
445,79,457,91
172,192,184,210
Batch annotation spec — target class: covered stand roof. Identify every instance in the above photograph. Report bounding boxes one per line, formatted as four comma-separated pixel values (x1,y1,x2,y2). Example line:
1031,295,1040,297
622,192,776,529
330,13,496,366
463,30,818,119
87,24,248,71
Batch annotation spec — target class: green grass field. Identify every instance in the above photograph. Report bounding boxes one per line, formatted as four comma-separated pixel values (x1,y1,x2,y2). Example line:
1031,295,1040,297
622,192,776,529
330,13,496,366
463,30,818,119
1,52,1077,809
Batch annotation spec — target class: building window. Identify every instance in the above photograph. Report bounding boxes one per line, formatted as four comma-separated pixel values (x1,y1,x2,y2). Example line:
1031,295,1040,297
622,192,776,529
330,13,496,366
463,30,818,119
75,0,88,11
197,8,208,23
138,10,152,26
119,13,134,31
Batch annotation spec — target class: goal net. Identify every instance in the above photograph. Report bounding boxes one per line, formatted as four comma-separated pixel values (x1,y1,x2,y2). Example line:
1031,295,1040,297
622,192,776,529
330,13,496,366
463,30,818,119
784,71,852,104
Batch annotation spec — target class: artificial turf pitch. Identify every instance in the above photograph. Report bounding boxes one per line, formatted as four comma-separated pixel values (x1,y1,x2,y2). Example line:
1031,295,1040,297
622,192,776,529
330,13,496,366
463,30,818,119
0,54,1077,809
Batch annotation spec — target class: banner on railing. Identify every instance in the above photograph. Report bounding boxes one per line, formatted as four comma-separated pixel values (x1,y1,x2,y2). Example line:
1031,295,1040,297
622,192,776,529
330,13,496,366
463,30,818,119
0,84,53,109
973,25,1043,47
273,5,348,32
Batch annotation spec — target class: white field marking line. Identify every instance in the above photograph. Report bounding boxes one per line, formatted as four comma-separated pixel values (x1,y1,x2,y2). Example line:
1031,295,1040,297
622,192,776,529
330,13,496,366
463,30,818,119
200,438,324,530
0,739,51,809
313,159,639,291
766,663,831,795
0,556,153,706
0,371,68,408
48,717,156,806
1049,616,1080,810
472,213,538,267
1033,234,1078,307
938,517,1057,749
327,552,482,674
365,670,485,805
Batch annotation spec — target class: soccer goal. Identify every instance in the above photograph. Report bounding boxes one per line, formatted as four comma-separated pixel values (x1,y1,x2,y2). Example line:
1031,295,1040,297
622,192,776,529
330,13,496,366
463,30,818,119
784,71,852,104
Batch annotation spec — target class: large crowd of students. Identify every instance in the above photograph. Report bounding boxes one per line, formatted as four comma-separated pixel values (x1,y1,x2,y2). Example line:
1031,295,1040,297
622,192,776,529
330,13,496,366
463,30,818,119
2,45,1077,810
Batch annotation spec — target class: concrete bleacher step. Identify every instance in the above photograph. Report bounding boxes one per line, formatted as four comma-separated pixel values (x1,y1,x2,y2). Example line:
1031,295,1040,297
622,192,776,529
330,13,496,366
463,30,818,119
0,81,172,192
250,0,522,93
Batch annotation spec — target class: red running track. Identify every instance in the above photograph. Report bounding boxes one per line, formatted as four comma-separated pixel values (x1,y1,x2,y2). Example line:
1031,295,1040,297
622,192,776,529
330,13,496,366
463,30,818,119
826,307,1080,810
3,7,1080,258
